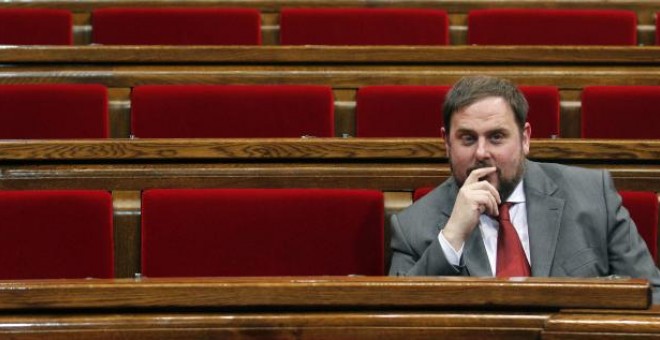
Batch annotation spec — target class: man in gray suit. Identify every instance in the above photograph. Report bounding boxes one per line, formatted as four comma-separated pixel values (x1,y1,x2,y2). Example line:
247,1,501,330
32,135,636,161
389,75,660,303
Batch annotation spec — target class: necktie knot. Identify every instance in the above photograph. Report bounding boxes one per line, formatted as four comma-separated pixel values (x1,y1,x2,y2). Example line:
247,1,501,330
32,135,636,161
498,202,512,222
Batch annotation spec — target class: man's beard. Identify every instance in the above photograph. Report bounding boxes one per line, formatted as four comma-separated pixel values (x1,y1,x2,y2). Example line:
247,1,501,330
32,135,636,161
451,158,526,202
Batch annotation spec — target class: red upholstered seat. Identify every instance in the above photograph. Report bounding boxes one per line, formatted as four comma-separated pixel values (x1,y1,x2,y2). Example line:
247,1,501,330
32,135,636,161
0,84,108,139
355,85,559,138
0,8,72,45
519,86,561,138
141,188,384,277
468,9,637,45
280,8,449,45
620,191,659,260
92,8,261,45
581,86,660,139
131,85,334,138
0,190,114,279
356,86,450,137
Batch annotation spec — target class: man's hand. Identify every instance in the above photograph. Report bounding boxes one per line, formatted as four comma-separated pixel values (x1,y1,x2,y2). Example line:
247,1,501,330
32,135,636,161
441,167,501,251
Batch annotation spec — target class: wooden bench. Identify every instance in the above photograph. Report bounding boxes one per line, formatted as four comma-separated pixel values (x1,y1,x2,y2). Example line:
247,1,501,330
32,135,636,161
0,0,657,45
1,47,660,138
0,138,656,276
0,276,650,339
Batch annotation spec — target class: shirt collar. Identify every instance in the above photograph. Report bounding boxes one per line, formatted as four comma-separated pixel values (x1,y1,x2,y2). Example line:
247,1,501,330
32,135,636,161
506,180,525,204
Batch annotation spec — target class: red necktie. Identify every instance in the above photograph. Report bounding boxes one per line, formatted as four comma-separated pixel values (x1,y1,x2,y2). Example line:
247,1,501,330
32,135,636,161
496,203,531,277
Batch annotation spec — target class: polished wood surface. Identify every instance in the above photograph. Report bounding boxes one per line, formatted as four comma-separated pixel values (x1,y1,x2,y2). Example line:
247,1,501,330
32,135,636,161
2,46,660,64
0,277,649,339
0,139,656,161
545,305,660,339
0,276,649,310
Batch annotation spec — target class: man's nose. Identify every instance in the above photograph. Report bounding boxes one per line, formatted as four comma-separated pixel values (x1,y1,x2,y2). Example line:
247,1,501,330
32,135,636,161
475,137,490,160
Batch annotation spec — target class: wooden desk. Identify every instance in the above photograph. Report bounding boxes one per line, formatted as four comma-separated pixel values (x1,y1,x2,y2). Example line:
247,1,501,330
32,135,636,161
0,276,650,339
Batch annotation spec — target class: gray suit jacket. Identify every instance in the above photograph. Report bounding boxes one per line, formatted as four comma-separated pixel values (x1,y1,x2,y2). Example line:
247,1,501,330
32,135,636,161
390,160,660,303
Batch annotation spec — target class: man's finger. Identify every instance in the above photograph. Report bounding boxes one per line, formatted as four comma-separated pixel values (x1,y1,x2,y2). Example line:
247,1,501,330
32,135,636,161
464,166,497,185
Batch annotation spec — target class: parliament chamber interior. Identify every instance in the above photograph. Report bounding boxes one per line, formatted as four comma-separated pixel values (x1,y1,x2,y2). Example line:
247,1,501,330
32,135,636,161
0,0,658,338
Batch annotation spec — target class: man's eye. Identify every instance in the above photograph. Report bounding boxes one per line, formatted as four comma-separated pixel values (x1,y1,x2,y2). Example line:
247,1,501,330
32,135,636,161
490,133,504,143
460,135,476,144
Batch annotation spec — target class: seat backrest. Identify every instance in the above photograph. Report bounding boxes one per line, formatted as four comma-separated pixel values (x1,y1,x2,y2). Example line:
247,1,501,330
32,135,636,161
92,7,261,45
355,85,559,138
0,190,113,279
0,84,108,139
0,8,72,45
141,188,384,277
356,85,450,137
280,8,449,45
131,85,334,138
581,86,660,139
468,9,637,45
620,191,659,260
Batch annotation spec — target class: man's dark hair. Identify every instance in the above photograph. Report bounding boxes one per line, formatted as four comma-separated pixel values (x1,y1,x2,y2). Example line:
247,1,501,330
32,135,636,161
442,76,528,134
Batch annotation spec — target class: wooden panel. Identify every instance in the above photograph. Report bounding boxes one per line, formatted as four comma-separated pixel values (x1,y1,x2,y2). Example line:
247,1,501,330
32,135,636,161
2,46,660,64
0,312,548,340
544,307,660,339
0,1,657,13
0,277,649,310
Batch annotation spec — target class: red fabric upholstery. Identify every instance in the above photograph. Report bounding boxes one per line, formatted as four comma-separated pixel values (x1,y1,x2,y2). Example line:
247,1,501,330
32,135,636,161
131,85,334,138
280,8,449,45
0,84,108,139
356,86,450,137
519,86,560,138
620,191,659,260
0,8,72,45
92,8,261,45
355,85,559,138
468,9,637,45
581,86,660,139
141,189,384,277
0,190,113,279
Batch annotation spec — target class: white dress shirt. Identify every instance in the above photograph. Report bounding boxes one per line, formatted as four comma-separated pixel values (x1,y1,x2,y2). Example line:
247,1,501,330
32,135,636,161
438,180,530,275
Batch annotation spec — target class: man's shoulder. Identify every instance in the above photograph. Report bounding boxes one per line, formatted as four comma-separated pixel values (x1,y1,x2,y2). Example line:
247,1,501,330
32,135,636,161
530,161,604,181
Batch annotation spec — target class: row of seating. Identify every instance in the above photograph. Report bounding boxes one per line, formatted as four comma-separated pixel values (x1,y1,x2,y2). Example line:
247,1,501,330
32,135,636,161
0,7,653,46
0,188,655,279
1,83,658,139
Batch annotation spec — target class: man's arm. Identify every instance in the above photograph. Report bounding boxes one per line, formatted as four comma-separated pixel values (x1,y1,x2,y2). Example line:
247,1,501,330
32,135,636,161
389,213,464,276
602,170,660,304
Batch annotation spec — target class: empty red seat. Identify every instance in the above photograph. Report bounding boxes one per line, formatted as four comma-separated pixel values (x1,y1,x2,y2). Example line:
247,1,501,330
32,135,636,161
131,85,334,138
519,86,561,138
620,191,659,260
581,86,660,139
280,8,449,45
356,86,450,137
141,188,384,277
0,190,113,279
0,84,108,139
92,8,261,45
355,85,559,138
0,8,72,45
468,9,637,45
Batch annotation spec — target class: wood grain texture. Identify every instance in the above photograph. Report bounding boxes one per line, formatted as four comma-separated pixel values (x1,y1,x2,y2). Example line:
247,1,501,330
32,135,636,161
0,0,656,12
0,139,656,161
2,46,660,64
0,277,649,310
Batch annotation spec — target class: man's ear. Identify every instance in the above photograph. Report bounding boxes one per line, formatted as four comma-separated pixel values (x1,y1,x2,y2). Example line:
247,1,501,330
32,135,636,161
522,122,531,155
441,127,450,157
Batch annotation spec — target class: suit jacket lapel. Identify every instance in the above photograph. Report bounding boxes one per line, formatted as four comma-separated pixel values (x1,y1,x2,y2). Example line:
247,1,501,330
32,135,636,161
439,178,493,276
523,161,565,277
